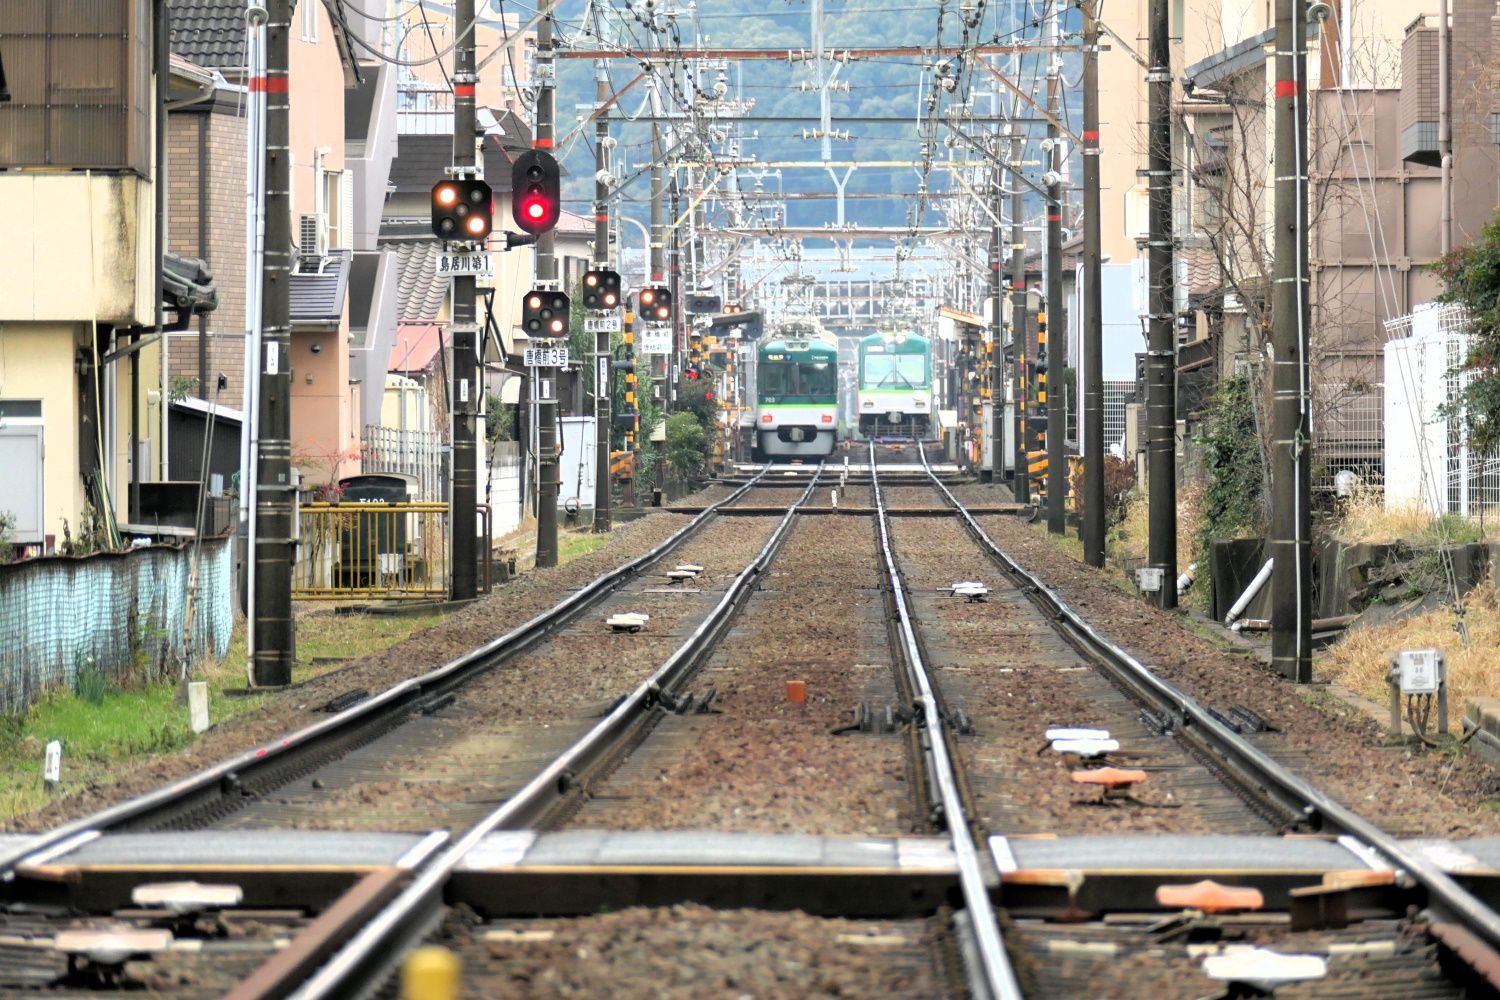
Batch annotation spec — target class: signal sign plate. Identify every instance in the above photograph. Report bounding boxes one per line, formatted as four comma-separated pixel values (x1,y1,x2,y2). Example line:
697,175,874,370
638,327,672,355
584,315,622,334
524,347,570,367
437,252,493,277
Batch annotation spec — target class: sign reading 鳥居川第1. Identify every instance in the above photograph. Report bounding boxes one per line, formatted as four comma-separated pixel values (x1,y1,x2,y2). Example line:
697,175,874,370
437,252,494,278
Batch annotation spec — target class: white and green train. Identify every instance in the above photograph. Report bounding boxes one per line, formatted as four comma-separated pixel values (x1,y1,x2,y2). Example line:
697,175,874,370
752,323,840,460
856,330,935,441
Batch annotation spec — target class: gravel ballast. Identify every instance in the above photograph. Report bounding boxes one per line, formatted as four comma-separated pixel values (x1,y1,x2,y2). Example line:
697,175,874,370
9,512,720,831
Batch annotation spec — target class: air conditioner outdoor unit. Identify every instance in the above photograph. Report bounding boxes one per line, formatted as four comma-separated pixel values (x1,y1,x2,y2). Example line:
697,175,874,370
298,213,327,268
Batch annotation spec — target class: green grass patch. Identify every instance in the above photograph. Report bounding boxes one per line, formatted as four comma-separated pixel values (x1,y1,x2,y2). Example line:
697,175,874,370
558,530,610,563
1,609,444,824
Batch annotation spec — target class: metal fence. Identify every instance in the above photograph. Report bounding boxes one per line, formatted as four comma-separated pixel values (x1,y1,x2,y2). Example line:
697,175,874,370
1384,304,1500,516
294,502,491,600
363,424,446,502
0,539,234,715
1313,382,1385,494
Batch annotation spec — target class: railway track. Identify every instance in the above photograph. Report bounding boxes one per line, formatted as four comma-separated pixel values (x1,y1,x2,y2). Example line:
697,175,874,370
10,457,1500,997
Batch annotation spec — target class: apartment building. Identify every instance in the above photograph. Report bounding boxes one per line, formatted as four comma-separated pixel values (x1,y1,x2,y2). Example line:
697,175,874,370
0,2,220,548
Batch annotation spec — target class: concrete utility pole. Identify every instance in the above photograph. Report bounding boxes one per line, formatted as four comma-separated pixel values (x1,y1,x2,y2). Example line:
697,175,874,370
1271,0,1312,681
649,76,668,494
1044,4,1065,536
989,159,1005,483
252,0,294,686
1146,0,1177,609
450,0,479,599
1009,132,1030,505
593,59,613,533
1080,0,1105,566
534,12,560,568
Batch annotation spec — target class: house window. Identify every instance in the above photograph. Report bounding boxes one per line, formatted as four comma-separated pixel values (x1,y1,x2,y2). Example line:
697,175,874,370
301,0,318,42
0,0,151,171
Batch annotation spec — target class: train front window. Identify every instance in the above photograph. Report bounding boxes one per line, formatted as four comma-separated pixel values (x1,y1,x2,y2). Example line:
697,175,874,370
759,360,836,403
862,353,925,389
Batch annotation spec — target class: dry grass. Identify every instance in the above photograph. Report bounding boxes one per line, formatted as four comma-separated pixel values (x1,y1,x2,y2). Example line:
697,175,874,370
1109,480,1205,576
1333,487,1497,545
1323,582,1500,709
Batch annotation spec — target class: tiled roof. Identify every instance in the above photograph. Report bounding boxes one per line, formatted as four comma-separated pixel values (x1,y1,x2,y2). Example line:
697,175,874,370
390,324,443,373
556,210,595,237
168,0,246,68
379,240,449,324
290,250,352,327
1181,247,1222,298
169,0,357,81
389,132,519,194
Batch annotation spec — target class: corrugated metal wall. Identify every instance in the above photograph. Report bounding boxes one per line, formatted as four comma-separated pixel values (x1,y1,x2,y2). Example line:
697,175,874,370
0,537,233,714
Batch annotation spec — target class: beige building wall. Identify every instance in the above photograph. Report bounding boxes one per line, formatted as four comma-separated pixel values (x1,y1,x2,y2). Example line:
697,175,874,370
0,173,156,326
0,325,87,543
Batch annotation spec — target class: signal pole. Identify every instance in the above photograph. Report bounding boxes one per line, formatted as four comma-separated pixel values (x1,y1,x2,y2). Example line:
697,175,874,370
1044,9,1066,536
1146,0,1177,608
1271,0,1312,681
252,0,294,686
450,0,479,599
1009,132,1030,505
534,12,560,568
1080,0,1105,566
593,60,613,533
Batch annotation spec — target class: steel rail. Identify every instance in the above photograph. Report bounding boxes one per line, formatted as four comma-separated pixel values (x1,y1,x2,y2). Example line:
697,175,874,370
869,445,1023,1000
0,469,774,878
284,469,824,999
917,448,1500,968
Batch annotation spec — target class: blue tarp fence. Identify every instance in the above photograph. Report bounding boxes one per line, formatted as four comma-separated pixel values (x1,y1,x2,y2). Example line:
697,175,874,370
0,538,233,714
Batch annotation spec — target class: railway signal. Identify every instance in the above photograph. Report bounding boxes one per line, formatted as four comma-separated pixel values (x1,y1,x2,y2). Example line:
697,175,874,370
430,178,492,241
582,269,621,310
522,289,571,337
511,149,561,236
639,287,672,323
687,293,721,314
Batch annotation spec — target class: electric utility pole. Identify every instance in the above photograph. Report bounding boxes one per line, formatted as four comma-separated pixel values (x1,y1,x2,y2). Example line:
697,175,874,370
1271,0,1312,681
253,0,294,685
989,157,1004,483
593,56,613,532
1080,0,1105,566
1146,0,1177,608
450,0,479,599
649,76,668,494
535,12,559,568
1044,4,1065,536
1009,131,1029,505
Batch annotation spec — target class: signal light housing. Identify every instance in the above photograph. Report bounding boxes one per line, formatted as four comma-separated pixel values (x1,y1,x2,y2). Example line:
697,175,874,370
431,179,493,241
639,287,672,323
511,150,561,236
582,269,622,310
521,290,571,338
687,293,722,314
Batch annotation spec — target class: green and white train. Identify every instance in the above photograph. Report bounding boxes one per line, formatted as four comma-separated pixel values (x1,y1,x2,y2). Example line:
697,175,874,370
752,320,840,460
855,330,935,441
